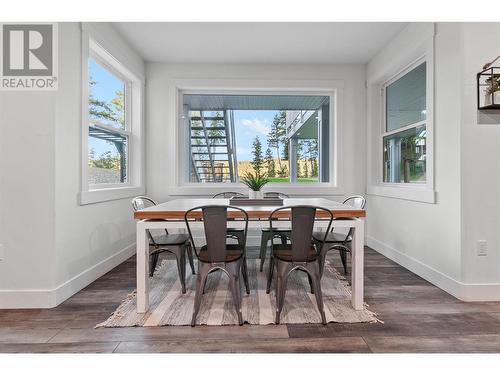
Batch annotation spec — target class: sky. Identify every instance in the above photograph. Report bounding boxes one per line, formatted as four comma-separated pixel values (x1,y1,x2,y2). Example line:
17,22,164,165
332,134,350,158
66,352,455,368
233,110,277,161
88,59,279,162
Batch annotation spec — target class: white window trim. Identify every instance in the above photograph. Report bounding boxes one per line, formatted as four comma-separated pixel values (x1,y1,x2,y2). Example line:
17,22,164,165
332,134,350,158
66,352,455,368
166,78,344,196
79,28,145,205
367,36,435,204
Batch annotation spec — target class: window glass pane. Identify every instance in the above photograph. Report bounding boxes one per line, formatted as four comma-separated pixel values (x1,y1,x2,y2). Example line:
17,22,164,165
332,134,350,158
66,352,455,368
383,125,426,183
183,94,329,184
386,62,426,132
88,131,127,184
88,58,126,130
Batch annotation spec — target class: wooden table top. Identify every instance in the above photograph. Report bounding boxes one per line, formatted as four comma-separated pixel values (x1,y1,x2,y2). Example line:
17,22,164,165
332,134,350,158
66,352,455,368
134,198,366,220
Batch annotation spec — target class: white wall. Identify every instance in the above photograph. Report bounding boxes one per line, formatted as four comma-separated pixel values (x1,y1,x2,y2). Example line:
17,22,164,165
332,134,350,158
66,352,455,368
366,22,500,301
366,23,464,296
0,91,57,306
145,63,367,203
460,23,500,294
53,23,144,304
0,22,144,307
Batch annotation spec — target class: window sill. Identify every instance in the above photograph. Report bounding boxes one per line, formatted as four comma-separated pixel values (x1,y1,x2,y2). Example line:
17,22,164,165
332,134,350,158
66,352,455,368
367,184,435,204
79,186,145,205
167,184,343,197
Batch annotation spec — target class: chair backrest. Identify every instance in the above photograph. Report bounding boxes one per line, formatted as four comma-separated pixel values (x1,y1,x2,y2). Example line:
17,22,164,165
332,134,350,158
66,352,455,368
131,196,167,242
264,191,290,199
336,195,366,242
342,195,366,209
131,196,157,211
185,205,249,263
269,205,333,262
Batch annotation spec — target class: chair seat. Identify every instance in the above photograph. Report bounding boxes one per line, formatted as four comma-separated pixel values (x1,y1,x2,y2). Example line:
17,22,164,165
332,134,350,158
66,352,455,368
261,228,291,233
150,233,190,246
198,244,244,262
312,231,351,243
227,228,245,233
273,244,318,262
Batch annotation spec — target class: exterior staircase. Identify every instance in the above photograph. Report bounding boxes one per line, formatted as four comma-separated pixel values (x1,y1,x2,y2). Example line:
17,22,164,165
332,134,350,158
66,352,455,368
189,110,238,182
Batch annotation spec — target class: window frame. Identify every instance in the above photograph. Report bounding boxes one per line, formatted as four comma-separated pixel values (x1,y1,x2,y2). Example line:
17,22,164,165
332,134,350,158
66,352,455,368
381,58,428,186
168,79,344,196
80,30,145,205
366,34,435,204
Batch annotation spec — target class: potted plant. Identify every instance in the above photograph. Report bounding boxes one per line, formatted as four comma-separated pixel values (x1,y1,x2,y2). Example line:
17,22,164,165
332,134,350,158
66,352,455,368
485,74,500,106
240,171,269,199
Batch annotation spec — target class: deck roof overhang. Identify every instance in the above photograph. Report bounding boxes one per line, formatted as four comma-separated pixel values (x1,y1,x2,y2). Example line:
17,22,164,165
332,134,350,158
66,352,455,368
183,94,329,111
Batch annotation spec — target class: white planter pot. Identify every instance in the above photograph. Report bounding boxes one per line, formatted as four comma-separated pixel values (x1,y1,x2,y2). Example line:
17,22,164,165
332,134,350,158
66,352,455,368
495,91,500,105
248,190,263,199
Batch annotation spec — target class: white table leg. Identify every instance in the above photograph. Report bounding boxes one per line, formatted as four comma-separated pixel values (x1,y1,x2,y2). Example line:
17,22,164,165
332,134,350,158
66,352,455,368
351,218,365,310
136,220,150,313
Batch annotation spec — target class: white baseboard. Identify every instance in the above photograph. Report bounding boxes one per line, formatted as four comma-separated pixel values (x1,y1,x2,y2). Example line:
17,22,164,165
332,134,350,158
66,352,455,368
54,243,136,306
367,236,500,302
0,289,56,309
0,243,136,309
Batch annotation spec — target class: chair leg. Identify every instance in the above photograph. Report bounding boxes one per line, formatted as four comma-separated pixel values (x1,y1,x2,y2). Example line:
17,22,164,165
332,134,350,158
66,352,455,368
174,247,187,294
149,251,160,277
339,248,348,274
317,242,329,278
235,232,245,247
191,263,210,327
307,262,327,325
228,262,244,326
307,272,314,294
259,231,271,272
187,242,196,275
275,261,290,325
266,256,275,294
202,274,208,294
242,257,250,294
259,231,268,259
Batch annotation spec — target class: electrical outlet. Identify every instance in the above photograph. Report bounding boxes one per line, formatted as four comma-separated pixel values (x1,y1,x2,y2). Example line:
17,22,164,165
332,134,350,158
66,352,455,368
0,244,4,261
477,240,487,256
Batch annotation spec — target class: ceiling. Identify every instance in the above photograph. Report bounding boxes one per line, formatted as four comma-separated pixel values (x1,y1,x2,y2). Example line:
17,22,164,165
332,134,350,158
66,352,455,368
113,22,408,64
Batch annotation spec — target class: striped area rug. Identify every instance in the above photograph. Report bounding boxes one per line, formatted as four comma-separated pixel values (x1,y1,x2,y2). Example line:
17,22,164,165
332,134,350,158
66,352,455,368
97,259,379,327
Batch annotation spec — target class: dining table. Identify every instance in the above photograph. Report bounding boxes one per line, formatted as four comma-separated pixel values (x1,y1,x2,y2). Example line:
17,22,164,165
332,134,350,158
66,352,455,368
133,197,366,313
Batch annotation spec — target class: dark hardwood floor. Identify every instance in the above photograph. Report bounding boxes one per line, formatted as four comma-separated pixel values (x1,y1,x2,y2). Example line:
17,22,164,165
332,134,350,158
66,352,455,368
2,247,500,353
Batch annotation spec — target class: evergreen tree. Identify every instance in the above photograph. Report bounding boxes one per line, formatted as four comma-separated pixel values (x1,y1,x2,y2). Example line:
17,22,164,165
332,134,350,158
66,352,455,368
312,158,318,178
282,141,289,161
268,111,287,169
265,147,275,177
251,136,264,175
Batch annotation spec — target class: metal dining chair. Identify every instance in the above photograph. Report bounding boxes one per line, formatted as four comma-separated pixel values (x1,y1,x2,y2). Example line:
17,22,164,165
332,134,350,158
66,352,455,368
259,192,291,272
312,195,366,275
131,196,195,293
212,192,247,246
266,205,333,325
185,205,250,326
